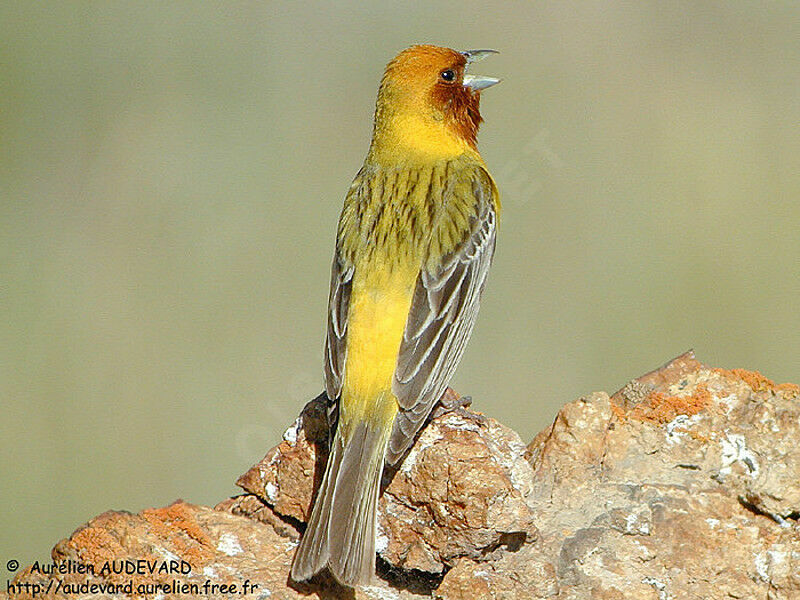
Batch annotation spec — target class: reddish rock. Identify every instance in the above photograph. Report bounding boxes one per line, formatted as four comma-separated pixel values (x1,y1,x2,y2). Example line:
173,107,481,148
5,353,799,599
237,391,537,575
524,351,800,599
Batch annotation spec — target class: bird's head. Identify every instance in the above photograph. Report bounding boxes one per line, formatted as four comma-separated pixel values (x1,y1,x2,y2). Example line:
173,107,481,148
369,45,500,164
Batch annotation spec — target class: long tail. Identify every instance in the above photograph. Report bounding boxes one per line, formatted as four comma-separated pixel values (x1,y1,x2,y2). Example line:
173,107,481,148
291,418,389,587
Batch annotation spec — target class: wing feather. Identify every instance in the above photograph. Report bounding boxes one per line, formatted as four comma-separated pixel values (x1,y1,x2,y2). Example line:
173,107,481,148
387,168,497,464
324,168,372,406
324,245,354,404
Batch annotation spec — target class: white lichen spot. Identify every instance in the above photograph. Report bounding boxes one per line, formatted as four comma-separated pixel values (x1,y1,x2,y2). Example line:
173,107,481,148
665,415,689,444
756,549,789,581
443,413,480,431
755,552,770,582
716,394,737,413
433,502,450,522
485,425,533,498
720,433,759,478
642,576,669,600
203,566,217,578
283,417,301,444
757,412,781,433
154,594,165,600
632,539,654,561
363,584,403,600
705,518,720,529
769,550,787,566
401,426,444,473
375,523,389,554
265,481,279,503
664,413,702,445
217,532,243,556
626,511,650,535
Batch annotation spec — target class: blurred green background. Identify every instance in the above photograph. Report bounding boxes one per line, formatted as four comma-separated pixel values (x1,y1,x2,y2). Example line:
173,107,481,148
2,1,798,569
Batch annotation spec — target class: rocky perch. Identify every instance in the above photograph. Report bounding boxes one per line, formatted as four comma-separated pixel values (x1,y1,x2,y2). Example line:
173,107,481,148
6,352,800,599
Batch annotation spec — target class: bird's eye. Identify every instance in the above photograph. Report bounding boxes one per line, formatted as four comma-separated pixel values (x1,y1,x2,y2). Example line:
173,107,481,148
440,69,456,82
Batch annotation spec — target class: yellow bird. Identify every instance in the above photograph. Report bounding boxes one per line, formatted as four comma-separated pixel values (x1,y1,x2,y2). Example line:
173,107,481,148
291,44,501,587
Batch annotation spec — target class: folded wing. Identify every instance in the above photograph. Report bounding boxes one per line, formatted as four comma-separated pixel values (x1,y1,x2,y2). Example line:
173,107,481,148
387,167,498,464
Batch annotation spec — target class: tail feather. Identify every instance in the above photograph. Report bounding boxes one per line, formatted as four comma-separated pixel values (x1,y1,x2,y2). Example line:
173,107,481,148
290,427,342,582
291,419,388,587
329,422,386,585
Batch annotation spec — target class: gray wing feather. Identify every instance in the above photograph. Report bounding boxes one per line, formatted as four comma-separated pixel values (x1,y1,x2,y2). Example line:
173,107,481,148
387,171,497,464
324,253,353,403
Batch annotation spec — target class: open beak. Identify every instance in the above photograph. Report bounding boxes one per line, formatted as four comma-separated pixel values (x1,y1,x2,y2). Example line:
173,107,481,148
461,49,501,91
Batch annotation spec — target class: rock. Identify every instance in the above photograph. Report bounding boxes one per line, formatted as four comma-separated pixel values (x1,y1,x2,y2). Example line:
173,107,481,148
525,351,800,599
5,352,800,599
5,501,300,600
236,395,536,576
234,394,329,525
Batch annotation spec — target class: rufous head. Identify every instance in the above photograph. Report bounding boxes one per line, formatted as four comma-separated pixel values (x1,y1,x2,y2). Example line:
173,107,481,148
369,45,499,162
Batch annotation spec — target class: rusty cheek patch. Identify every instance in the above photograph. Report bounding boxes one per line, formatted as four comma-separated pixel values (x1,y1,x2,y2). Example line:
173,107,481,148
429,68,483,149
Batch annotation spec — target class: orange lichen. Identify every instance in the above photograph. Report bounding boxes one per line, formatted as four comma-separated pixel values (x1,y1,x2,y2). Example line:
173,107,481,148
775,383,800,397
684,429,712,443
628,384,713,425
609,401,628,422
69,524,124,565
714,368,799,398
141,501,214,566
